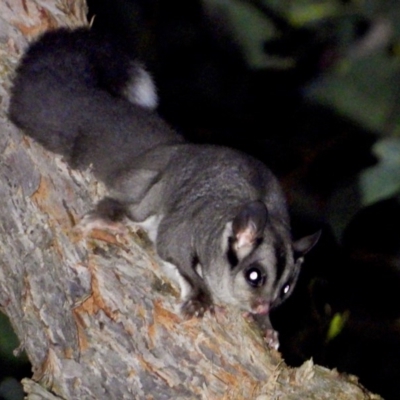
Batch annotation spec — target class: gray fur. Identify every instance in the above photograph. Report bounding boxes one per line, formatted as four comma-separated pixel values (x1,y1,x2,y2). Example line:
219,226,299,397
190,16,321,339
9,28,319,327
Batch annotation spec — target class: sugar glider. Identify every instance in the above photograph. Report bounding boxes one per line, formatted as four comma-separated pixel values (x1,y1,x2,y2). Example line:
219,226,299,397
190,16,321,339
9,27,319,347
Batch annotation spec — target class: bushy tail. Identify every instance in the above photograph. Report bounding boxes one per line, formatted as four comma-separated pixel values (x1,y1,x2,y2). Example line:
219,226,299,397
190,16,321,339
9,27,182,181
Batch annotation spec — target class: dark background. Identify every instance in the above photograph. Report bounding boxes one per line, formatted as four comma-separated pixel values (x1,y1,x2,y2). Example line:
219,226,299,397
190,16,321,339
2,1,400,399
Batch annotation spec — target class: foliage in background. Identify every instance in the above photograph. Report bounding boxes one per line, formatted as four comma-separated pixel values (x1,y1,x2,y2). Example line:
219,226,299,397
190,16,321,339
206,0,400,209
0,313,29,400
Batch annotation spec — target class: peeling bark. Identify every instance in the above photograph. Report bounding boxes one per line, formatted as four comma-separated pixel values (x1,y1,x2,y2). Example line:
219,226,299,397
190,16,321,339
0,1,382,399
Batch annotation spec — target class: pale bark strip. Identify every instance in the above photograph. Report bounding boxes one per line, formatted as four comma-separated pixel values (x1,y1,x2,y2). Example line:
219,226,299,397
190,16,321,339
0,1,382,399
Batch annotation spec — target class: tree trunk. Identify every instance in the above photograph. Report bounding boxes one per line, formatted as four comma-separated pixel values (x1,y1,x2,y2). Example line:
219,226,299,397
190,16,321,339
0,1,382,399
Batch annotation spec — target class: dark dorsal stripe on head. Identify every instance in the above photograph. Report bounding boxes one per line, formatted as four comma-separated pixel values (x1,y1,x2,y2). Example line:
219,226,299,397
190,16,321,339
227,236,239,268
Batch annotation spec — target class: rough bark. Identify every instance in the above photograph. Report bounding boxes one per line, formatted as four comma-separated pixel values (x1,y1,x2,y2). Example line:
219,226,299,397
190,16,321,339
0,1,382,399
